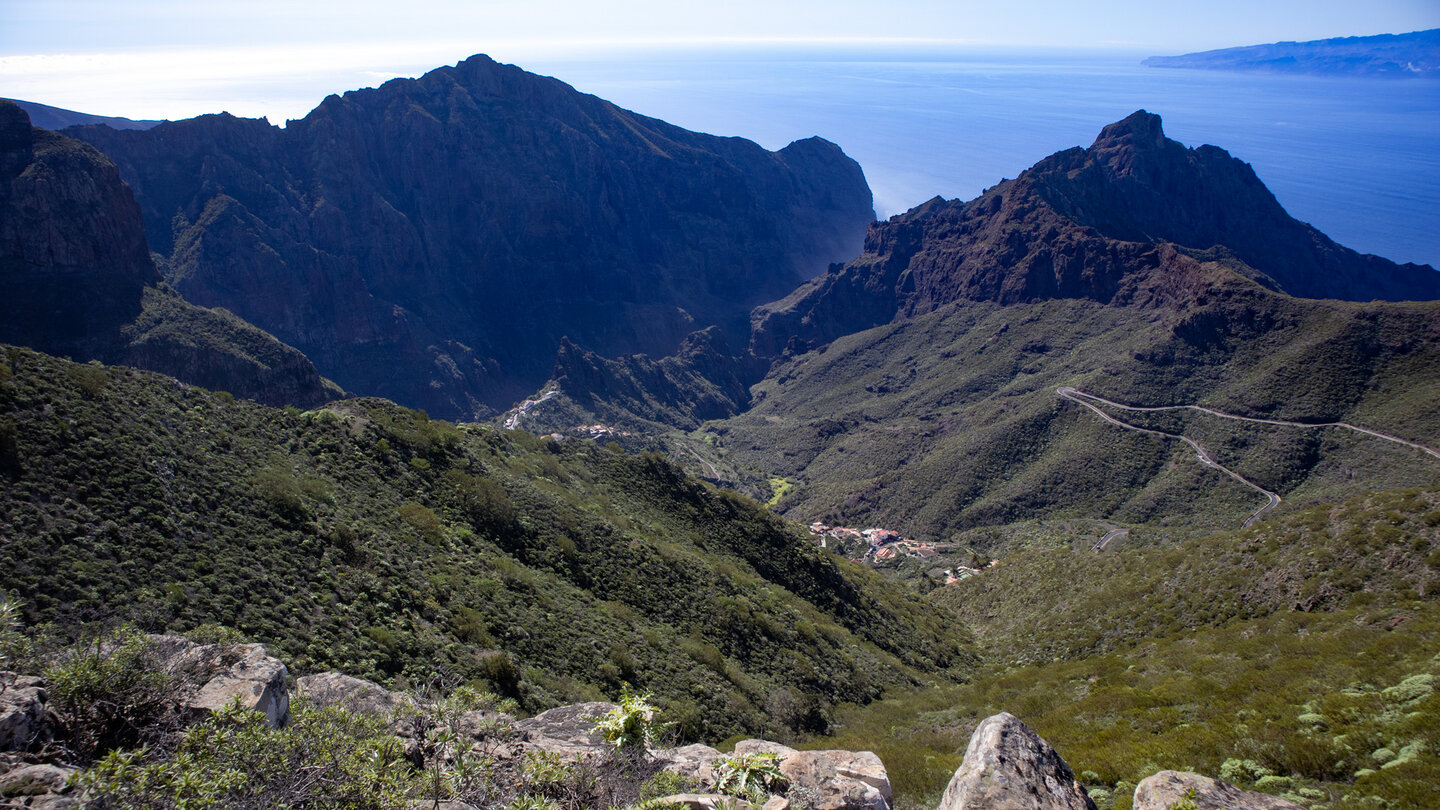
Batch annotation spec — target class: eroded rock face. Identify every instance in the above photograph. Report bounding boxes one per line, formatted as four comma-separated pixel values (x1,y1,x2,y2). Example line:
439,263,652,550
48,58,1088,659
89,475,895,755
938,713,1096,810
733,739,892,810
1132,771,1305,810
0,763,76,799
655,743,725,785
0,674,47,751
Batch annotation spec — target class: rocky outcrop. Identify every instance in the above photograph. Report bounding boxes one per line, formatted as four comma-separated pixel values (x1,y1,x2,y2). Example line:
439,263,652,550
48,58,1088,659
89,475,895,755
71,54,875,418
733,740,892,810
1132,771,1305,810
0,762,77,806
513,701,617,759
655,743,725,784
0,101,334,408
296,671,412,717
658,794,758,810
155,637,290,728
0,674,47,751
751,111,1440,357
937,713,1095,810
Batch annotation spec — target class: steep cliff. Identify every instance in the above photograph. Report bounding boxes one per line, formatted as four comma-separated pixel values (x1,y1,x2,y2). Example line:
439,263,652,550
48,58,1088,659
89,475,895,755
0,101,334,407
751,111,1439,356
72,54,875,418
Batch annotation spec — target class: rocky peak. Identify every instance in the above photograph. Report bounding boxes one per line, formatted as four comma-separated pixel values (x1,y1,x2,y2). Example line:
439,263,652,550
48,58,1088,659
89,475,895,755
749,110,1440,357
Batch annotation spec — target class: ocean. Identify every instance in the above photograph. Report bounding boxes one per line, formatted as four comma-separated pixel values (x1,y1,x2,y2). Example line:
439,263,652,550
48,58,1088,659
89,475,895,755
517,46,1440,268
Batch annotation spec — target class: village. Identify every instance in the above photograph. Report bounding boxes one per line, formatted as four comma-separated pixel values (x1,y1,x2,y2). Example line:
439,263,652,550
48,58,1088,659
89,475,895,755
806,522,998,584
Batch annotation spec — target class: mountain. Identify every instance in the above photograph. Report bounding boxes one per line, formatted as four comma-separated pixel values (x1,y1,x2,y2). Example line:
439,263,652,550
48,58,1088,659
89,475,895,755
513,112,1440,541
0,346,970,740
1144,28,1440,78
751,110,1439,356
67,54,875,419
2,98,164,131
0,101,335,407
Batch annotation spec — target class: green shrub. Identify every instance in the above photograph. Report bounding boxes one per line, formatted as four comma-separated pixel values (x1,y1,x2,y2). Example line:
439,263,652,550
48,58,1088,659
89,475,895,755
77,698,413,808
591,688,667,752
45,627,171,760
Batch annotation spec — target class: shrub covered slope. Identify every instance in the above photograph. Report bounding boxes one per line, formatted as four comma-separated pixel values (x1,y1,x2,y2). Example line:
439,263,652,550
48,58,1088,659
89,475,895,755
0,346,972,741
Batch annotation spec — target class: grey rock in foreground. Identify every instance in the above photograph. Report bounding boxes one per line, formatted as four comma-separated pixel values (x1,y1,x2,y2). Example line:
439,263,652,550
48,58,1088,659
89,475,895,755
1132,771,1305,810
513,701,618,759
0,762,78,808
938,712,1096,810
296,672,412,717
154,636,290,728
655,742,725,784
0,674,48,751
733,739,892,810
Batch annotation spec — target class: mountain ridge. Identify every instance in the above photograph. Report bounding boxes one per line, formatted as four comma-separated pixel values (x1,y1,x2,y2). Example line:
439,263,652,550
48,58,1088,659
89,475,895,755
68,53,875,419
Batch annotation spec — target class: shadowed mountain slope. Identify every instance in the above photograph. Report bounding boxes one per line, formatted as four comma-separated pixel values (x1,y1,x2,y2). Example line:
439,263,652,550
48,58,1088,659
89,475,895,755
70,54,874,419
0,101,334,407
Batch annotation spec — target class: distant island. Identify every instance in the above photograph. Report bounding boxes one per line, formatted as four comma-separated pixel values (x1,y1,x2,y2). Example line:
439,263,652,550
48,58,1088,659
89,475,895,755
1144,28,1440,77
2,97,164,130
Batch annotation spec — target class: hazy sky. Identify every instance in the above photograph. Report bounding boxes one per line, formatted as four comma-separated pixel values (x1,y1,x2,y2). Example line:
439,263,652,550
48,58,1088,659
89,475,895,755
2,0,1437,120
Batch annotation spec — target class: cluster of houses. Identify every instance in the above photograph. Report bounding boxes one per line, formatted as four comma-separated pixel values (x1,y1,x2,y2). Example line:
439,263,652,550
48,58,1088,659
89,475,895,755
808,522,946,562
806,521,999,584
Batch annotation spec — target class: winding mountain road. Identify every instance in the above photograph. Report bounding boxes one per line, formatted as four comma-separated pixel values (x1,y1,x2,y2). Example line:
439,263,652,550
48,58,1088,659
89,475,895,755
1057,386,1440,528
1091,528,1129,552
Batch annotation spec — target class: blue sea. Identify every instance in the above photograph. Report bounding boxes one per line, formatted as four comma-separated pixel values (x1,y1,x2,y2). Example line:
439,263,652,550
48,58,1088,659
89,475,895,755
517,46,1440,268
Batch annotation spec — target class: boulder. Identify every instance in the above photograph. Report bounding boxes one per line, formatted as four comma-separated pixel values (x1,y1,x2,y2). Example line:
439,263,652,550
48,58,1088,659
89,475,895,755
938,713,1095,810
0,674,48,751
513,701,617,759
732,740,892,810
0,762,78,808
154,637,290,728
657,793,757,810
656,743,725,784
734,739,798,757
1132,771,1305,810
0,763,74,796
296,672,411,716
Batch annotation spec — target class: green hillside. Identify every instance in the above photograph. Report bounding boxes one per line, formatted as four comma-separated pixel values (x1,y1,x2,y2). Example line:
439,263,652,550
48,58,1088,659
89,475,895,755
809,487,1440,810
700,278,1440,545
0,346,971,741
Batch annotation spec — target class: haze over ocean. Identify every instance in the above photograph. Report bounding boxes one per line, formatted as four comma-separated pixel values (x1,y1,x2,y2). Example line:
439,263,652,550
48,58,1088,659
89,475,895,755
520,47,1440,268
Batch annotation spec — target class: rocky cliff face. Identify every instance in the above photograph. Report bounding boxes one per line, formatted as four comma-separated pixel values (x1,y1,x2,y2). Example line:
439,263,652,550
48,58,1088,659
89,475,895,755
751,111,1440,356
0,101,334,407
72,54,875,418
